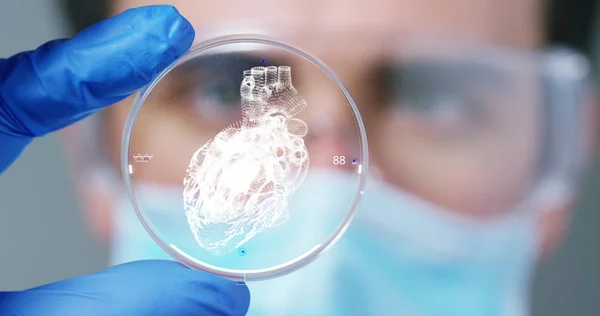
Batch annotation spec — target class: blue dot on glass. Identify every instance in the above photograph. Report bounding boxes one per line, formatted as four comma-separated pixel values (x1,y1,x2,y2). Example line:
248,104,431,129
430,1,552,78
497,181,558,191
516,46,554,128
238,248,247,256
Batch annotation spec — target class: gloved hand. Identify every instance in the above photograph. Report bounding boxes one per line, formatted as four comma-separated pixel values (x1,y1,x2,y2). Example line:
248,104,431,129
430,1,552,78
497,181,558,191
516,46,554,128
0,260,250,315
0,5,251,316
0,5,193,173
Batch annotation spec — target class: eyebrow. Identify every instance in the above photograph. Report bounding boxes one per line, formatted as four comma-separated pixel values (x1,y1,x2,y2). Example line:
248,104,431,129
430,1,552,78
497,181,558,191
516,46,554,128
375,60,516,108
384,60,510,86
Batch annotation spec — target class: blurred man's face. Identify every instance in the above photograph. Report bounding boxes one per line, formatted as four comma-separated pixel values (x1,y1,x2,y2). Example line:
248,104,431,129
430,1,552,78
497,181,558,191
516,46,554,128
84,0,570,249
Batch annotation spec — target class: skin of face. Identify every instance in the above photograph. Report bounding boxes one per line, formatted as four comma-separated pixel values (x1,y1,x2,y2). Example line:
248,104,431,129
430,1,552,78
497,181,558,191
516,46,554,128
66,0,575,255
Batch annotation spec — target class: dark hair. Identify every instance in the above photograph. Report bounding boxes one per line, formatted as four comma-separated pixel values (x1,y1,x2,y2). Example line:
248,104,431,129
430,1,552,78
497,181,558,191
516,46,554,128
61,0,598,55
547,0,598,55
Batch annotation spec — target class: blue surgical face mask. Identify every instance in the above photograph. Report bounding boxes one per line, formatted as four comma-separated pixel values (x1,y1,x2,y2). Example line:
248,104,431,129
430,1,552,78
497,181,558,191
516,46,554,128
108,168,540,316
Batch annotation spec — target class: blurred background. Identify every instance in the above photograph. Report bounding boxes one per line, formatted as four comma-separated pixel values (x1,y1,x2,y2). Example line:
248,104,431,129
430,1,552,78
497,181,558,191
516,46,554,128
0,0,599,315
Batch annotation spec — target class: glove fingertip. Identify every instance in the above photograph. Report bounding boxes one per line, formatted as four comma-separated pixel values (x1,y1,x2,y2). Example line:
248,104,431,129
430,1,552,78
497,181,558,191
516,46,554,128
68,4,196,96
122,261,252,315
118,4,196,58
177,264,251,316
0,5,196,137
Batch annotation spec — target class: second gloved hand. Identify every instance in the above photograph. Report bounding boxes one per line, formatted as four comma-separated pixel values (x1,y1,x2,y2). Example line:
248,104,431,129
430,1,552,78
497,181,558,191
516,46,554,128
0,260,251,316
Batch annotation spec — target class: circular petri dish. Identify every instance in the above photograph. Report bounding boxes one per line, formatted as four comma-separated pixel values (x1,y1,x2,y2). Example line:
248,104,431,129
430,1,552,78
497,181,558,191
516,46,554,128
121,34,368,281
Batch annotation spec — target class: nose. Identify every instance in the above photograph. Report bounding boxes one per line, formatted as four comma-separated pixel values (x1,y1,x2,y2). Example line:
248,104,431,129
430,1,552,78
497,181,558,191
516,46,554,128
295,74,357,171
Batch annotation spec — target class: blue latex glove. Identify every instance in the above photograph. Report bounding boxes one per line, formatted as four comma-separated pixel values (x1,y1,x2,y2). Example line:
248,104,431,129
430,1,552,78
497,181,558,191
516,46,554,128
0,260,250,315
0,5,193,173
0,5,251,316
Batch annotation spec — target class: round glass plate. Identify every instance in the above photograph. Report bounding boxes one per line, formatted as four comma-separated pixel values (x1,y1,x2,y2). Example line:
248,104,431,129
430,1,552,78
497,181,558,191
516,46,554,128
121,34,368,281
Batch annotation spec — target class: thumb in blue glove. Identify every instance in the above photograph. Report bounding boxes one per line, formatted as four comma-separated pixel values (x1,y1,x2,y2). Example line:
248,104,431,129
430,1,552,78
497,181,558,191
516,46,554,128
0,260,251,316
0,5,193,173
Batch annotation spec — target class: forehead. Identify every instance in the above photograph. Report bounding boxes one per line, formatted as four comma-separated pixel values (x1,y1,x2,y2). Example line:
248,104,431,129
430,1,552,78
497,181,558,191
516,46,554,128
114,0,542,49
